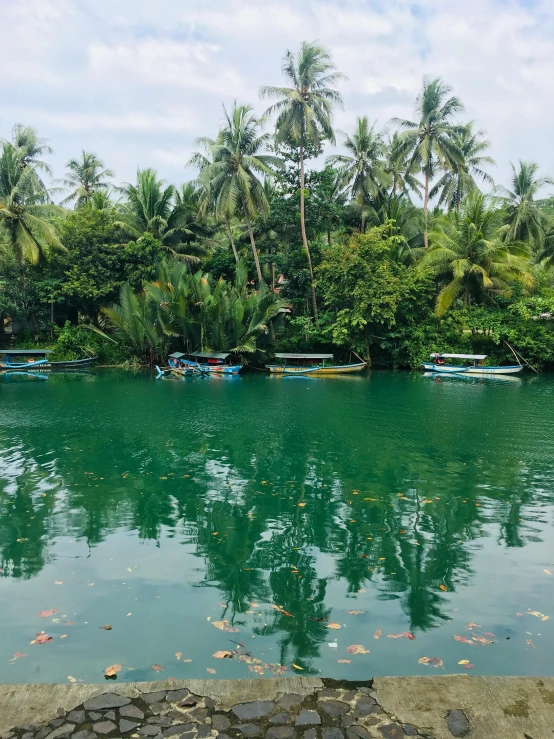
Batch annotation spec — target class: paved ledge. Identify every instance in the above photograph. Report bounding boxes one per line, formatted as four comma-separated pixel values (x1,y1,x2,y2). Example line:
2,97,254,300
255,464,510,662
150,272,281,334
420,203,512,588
0,676,553,739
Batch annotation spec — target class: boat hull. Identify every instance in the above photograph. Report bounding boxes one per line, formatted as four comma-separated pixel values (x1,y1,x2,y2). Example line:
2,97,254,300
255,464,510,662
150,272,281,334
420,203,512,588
422,362,523,375
266,362,367,375
180,360,242,375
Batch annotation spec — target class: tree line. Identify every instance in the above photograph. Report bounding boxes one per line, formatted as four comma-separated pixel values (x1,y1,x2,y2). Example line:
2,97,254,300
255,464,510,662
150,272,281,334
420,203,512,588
1,41,554,368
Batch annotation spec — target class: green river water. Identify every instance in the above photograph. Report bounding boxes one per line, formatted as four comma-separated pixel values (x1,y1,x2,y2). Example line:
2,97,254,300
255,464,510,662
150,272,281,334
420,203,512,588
1,369,554,684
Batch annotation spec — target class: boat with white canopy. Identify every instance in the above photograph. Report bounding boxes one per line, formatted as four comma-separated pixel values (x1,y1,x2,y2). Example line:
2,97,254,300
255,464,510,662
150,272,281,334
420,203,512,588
266,353,367,375
422,353,524,375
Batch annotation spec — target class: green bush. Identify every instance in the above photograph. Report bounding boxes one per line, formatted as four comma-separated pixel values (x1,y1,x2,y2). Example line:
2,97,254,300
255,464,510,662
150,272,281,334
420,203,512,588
50,322,126,365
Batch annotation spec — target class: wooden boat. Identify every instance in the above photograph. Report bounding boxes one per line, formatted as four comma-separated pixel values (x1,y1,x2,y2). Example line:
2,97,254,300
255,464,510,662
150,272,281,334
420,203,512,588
422,353,524,375
167,351,242,375
282,366,319,375
266,353,367,375
0,349,96,371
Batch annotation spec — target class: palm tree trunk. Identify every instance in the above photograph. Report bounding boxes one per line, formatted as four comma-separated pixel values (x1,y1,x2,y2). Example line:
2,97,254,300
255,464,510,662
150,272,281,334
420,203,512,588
423,165,430,248
243,207,263,284
225,216,239,263
299,142,319,321
361,211,365,234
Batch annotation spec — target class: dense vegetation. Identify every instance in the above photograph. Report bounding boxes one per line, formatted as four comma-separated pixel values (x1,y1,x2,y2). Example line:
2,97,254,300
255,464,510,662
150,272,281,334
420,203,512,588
1,42,554,369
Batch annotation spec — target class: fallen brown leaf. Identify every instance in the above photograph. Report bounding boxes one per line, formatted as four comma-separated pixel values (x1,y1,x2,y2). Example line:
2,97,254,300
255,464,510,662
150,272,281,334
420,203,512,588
38,610,57,618
439,585,448,592
374,629,382,640
152,664,164,672
212,620,240,633
346,644,370,654
337,659,351,664
327,623,342,630
175,652,183,660
345,610,365,615
104,664,122,677
99,625,112,631
206,668,216,674
213,650,234,659
31,633,53,645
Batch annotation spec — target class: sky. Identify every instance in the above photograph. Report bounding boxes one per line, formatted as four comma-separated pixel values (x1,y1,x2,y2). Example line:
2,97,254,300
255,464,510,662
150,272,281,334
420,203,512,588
1,0,553,197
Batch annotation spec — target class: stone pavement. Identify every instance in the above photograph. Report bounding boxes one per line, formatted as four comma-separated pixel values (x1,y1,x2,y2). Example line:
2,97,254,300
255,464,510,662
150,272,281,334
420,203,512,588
1,677,554,739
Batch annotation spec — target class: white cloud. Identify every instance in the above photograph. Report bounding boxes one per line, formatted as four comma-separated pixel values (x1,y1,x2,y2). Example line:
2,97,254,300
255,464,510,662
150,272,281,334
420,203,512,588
0,0,553,195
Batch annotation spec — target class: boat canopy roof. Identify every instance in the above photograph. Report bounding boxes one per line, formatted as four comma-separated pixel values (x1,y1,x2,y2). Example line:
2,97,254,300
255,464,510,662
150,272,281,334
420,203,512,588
188,351,230,360
169,352,185,359
1,349,52,355
274,353,334,359
430,353,487,360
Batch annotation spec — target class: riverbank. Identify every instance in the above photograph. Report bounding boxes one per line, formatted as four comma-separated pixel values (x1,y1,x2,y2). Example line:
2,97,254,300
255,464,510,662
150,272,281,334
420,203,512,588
1,676,553,739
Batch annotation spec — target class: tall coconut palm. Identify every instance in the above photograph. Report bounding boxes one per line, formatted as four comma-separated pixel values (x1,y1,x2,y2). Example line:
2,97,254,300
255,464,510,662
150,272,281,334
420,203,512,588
117,168,205,263
419,193,533,316
391,77,464,247
0,143,63,268
430,122,495,212
8,124,53,173
188,133,239,264
260,40,346,319
326,117,389,233
190,104,282,283
59,151,114,207
385,132,422,199
496,161,554,249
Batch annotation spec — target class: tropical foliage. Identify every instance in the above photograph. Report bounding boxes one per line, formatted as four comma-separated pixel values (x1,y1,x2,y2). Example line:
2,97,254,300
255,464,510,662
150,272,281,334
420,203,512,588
1,41,554,368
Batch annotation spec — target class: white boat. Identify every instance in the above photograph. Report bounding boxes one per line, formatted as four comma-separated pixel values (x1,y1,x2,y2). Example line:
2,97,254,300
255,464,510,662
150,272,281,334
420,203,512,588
422,353,524,375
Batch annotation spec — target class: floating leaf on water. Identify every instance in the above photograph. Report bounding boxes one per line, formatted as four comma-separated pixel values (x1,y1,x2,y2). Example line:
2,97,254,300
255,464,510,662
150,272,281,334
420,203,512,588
175,652,183,660
327,623,342,630
38,609,57,618
13,652,27,659
345,610,365,616
60,634,67,639
99,625,112,631
212,620,240,633
337,659,351,664
403,632,416,640
272,605,293,617
213,651,234,659
374,629,382,640
418,656,443,668
483,632,496,638
87,583,95,587
473,636,494,645
104,664,122,677
465,623,480,630
126,613,132,617
206,668,216,674
458,659,470,665
292,663,303,670
298,503,306,507
462,662,475,670
54,581,63,585
526,639,536,648
542,616,550,622
454,636,474,645
387,633,405,639
152,664,164,672
182,659,192,663
439,585,448,592
31,633,53,645
544,569,552,575
346,644,370,654
67,676,77,683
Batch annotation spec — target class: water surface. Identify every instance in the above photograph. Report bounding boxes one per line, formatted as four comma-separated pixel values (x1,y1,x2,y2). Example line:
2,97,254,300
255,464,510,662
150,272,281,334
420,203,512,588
1,369,553,683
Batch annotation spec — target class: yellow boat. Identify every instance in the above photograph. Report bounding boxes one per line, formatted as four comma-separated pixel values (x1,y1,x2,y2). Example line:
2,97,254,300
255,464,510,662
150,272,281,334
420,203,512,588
266,353,367,375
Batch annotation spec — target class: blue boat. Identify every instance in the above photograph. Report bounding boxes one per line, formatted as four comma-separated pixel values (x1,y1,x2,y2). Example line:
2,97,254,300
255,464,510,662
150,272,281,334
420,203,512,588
168,351,242,375
0,349,96,371
422,353,523,375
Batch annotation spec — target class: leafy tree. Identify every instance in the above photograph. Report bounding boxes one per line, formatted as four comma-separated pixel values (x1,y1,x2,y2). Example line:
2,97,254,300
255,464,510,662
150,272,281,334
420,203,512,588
385,132,422,198
261,41,346,319
191,104,281,283
117,168,206,263
0,143,63,268
420,193,534,315
316,223,408,361
392,77,464,247
4,124,53,194
327,116,389,233
497,160,554,248
430,122,495,212
59,151,114,207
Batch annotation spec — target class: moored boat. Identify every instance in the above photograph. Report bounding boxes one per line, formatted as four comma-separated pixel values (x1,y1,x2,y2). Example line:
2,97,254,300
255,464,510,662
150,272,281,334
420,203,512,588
168,351,242,375
266,353,367,375
0,350,96,371
422,353,523,375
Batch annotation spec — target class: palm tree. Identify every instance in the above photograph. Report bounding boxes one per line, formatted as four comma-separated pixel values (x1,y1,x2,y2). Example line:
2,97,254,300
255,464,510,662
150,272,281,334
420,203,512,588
90,282,167,366
496,161,554,248
327,117,389,233
419,193,533,316
385,132,422,199
188,133,239,264
117,168,205,263
59,151,114,207
190,104,282,283
261,41,346,319
391,77,464,247
0,143,63,268
8,124,53,173
430,123,495,212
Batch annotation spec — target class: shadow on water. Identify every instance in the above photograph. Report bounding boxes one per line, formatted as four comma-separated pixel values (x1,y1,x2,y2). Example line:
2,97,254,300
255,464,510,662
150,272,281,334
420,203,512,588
1,369,554,681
